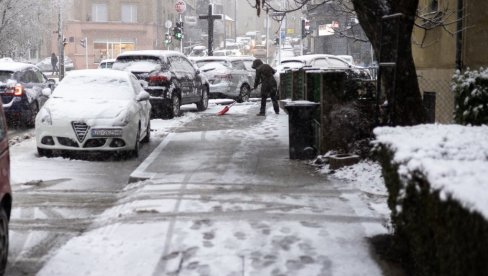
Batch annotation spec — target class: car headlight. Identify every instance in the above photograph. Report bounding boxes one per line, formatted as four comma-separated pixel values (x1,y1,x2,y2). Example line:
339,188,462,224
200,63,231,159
37,108,52,125
113,110,130,126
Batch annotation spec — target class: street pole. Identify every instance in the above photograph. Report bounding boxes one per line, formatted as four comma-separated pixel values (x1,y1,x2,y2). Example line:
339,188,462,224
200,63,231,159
58,4,65,81
278,18,282,65
300,18,304,56
179,14,183,53
223,1,226,49
266,13,269,63
234,0,237,40
84,37,88,69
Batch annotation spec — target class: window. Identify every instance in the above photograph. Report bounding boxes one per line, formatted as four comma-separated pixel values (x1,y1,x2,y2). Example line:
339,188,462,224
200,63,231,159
311,58,328,68
231,61,246,70
122,4,137,23
180,58,196,73
327,57,349,68
92,4,108,22
20,70,36,83
429,0,439,11
243,60,254,71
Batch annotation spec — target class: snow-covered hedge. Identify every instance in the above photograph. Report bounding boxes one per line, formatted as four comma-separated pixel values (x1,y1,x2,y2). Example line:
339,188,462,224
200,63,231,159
452,68,488,125
373,124,488,276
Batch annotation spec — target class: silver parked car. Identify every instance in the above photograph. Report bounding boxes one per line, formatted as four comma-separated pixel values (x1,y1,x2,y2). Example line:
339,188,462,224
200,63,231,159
36,56,74,72
191,56,260,102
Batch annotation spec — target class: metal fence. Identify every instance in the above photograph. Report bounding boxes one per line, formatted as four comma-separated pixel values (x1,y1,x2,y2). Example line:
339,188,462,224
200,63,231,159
417,75,455,124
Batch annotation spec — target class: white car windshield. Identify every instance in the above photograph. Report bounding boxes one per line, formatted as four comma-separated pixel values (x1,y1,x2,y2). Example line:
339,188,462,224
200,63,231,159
199,62,230,73
280,60,305,69
53,74,134,100
195,60,229,68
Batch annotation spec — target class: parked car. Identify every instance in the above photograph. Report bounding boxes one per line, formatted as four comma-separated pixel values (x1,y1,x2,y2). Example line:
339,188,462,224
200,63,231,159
35,69,151,158
188,46,208,57
0,97,11,275
335,55,373,79
277,54,351,72
0,61,55,127
98,58,115,69
212,50,235,57
252,45,267,58
113,50,209,119
191,56,258,102
36,56,74,72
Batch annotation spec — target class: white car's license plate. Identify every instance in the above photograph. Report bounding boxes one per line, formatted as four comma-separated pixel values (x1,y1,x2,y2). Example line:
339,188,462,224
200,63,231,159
91,128,123,137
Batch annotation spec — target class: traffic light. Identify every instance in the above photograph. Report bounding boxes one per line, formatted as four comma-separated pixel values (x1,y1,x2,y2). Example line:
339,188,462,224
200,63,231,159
274,37,279,45
173,21,184,41
63,37,68,47
301,19,311,39
80,37,87,48
164,33,172,45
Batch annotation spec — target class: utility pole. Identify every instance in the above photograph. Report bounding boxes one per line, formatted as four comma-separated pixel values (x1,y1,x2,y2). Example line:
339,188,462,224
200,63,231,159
265,13,269,63
234,0,237,40
223,0,226,49
57,4,65,80
179,14,183,53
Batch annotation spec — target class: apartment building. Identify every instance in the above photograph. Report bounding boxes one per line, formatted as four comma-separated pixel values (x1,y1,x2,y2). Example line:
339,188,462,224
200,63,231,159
55,0,197,69
412,0,488,123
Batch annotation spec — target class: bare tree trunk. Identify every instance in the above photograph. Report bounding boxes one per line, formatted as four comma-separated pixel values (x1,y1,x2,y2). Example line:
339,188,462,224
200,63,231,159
352,0,426,125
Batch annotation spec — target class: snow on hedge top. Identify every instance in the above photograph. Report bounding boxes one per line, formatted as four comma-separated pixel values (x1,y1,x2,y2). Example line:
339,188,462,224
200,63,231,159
373,124,488,219
374,124,488,162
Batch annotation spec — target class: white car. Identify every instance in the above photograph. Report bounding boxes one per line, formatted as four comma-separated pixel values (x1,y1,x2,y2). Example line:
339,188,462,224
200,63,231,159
191,56,257,102
35,69,151,158
98,58,116,69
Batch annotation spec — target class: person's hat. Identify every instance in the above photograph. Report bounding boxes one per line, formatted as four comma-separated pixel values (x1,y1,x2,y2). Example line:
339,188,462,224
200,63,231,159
251,59,263,69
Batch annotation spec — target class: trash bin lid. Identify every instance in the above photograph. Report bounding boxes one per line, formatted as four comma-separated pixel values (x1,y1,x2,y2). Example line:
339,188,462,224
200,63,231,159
283,100,319,107
283,100,319,112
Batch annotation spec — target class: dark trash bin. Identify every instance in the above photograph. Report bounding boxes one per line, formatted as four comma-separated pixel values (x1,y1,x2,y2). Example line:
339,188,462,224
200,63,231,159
283,101,320,160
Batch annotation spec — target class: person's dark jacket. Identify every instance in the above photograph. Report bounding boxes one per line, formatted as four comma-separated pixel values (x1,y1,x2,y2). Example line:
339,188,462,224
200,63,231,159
252,59,277,96
51,54,58,67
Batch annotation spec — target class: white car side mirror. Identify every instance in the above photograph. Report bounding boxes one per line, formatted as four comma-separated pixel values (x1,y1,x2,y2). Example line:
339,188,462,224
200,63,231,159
137,91,150,101
42,88,52,97
139,80,149,89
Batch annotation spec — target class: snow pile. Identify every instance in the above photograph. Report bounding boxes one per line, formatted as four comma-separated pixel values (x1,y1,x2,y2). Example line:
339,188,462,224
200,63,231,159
332,160,386,196
373,124,488,219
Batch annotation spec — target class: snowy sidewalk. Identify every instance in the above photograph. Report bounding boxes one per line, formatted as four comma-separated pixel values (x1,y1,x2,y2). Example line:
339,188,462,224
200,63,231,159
38,105,388,276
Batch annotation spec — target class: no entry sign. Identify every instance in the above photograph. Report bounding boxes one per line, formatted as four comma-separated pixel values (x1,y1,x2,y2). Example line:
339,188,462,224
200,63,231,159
175,0,186,14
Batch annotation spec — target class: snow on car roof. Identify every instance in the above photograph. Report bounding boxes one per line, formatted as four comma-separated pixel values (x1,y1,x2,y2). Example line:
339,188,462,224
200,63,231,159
191,56,254,62
100,58,116,63
0,61,36,72
116,50,183,59
63,69,132,80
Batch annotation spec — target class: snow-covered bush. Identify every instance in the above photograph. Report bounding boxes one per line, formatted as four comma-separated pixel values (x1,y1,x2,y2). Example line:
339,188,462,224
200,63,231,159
373,125,488,276
452,68,488,125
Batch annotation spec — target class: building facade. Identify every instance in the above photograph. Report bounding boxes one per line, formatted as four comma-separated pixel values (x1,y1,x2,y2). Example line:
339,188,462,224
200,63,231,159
54,0,198,69
412,0,488,123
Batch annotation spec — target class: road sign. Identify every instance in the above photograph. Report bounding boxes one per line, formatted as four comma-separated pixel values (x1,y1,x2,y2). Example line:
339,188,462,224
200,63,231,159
175,0,186,14
165,20,172,29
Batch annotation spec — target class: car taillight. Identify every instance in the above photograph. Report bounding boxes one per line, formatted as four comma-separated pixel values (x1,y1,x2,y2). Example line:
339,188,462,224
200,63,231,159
7,84,23,96
148,73,169,84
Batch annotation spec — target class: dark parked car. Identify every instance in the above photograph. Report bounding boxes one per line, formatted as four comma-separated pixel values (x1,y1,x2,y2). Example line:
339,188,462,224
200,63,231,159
113,50,209,119
0,98,11,275
0,62,54,127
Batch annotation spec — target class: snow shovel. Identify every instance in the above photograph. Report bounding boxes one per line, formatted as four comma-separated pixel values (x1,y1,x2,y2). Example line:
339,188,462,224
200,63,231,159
217,101,236,116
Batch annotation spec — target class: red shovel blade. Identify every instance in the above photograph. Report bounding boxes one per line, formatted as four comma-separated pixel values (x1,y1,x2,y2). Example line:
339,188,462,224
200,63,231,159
217,105,230,115
217,101,236,116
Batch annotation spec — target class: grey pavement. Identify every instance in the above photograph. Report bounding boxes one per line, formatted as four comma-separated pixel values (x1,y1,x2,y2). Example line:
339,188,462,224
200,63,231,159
128,106,395,275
